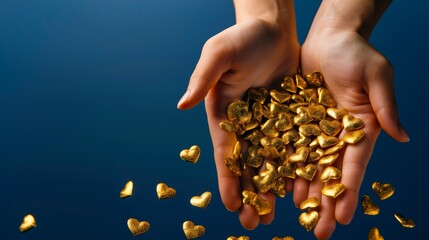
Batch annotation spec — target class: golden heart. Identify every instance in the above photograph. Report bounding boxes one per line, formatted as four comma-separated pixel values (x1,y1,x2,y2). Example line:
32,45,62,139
368,227,384,240
127,218,150,236
156,183,176,199
372,181,394,200
299,123,322,137
281,75,297,93
242,190,258,205
300,197,320,210
261,118,280,138
319,119,342,136
190,191,212,208
225,157,242,176
394,213,415,228
296,163,317,181
342,129,365,144
282,129,299,144
19,214,36,232
293,107,312,125
288,146,310,163
272,237,295,240
270,89,291,103
318,153,339,166
326,107,347,120
180,145,201,163
320,166,342,183
318,87,337,107
120,180,133,198
361,195,379,215
227,236,250,240
308,104,326,120
317,133,340,148
278,163,297,179
251,193,272,215
299,211,319,231
183,220,205,239
227,100,251,124
248,87,268,103
343,114,364,131
305,71,323,87
322,183,345,198
299,88,317,103
276,113,293,131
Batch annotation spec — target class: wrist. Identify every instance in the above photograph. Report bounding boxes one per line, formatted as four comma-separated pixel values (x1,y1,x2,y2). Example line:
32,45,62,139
233,0,297,39
311,0,392,39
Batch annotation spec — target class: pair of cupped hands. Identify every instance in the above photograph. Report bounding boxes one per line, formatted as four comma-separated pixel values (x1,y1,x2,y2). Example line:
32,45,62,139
177,17,408,239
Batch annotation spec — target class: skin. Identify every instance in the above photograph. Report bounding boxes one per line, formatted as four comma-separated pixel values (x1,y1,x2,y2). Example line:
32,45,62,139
178,0,409,238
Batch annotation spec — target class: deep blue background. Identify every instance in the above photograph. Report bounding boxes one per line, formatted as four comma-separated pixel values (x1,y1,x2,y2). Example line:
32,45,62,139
0,0,427,239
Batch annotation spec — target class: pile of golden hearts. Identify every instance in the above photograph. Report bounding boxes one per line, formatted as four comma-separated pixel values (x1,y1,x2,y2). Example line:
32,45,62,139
220,72,365,231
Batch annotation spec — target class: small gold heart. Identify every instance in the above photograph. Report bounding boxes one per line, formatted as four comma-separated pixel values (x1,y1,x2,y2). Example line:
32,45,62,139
242,190,258,205
225,157,242,176
270,89,291,103
269,102,290,117
295,163,317,181
127,218,150,236
299,123,322,137
19,214,36,233
227,236,250,240
318,87,337,107
293,133,312,148
305,71,323,87
272,237,295,240
320,166,342,182
394,213,415,228
180,145,201,163
252,102,264,122
276,113,293,131
120,180,133,198
342,129,365,144
271,177,286,198
183,221,205,239
251,194,273,215
308,104,326,120
190,191,212,208
317,133,340,148
299,88,317,103
219,120,240,133
278,163,297,179
319,119,342,136
293,107,313,125
261,118,280,138
300,197,320,210
322,183,346,198
248,87,268,104
368,227,384,240
299,211,319,231
324,140,346,155
281,75,297,93
326,107,347,120
361,195,379,215
295,74,308,90
318,153,339,166
156,183,176,199
372,181,394,200
281,129,299,145
343,114,365,131
288,147,310,163
227,100,251,124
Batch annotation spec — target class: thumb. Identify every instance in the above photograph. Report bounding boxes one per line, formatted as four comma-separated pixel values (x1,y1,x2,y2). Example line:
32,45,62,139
367,57,410,142
177,34,233,110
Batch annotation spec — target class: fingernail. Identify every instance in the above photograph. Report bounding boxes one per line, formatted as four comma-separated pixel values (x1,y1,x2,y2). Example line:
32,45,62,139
399,123,410,142
177,90,190,109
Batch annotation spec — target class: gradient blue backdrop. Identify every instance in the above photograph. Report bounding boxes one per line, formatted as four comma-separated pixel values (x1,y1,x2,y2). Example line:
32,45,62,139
1,0,427,239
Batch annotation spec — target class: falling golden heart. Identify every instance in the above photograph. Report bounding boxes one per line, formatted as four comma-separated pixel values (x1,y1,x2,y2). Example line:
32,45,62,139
190,191,212,208
343,114,364,131
183,220,205,239
120,180,133,198
156,183,176,199
300,197,320,210
361,195,379,215
394,213,415,228
322,183,346,198
180,145,201,163
272,237,295,240
372,181,394,200
19,214,36,233
299,211,319,231
227,236,250,240
127,218,150,236
320,166,342,182
368,227,384,240
296,163,317,181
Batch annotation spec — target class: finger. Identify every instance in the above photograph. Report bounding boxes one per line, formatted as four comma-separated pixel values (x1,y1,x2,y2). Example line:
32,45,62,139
205,86,243,212
335,117,379,224
293,163,309,207
314,194,336,240
366,56,409,142
177,34,234,110
238,167,260,230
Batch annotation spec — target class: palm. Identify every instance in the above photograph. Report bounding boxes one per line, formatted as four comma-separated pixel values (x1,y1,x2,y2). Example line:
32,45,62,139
299,30,403,239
